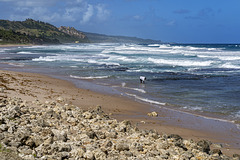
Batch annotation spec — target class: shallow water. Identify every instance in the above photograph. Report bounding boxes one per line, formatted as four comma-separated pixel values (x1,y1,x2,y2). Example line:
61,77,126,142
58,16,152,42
1,43,240,122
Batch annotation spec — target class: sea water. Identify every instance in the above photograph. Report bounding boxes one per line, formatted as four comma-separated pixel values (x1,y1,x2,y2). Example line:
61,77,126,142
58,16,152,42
1,43,240,123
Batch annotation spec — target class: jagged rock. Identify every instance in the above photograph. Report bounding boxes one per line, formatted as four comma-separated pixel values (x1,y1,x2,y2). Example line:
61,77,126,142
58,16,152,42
0,151,23,160
180,151,194,159
83,111,92,119
67,117,78,126
36,118,50,127
168,134,183,141
147,111,158,117
84,150,95,160
8,105,21,118
25,136,36,148
58,26,87,40
71,147,85,158
105,131,117,139
131,143,143,152
116,143,129,152
51,129,67,142
197,140,211,153
58,144,71,152
210,148,222,155
93,149,106,160
233,154,240,159
9,141,21,148
104,140,113,148
56,97,64,102
87,131,98,139
43,136,53,146
0,87,5,93
0,124,8,132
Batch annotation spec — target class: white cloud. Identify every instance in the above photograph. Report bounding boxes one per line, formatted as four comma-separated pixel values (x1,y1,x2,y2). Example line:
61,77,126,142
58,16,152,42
65,1,110,24
75,0,83,4
1,0,110,25
133,15,142,20
81,4,94,24
0,0,58,7
64,7,83,22
96,4,110,21
10,6,61,22
166,20,176,26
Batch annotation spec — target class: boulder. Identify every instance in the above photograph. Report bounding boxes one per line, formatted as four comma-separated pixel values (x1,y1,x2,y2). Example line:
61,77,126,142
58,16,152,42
51,129,67,142
147,111,158,117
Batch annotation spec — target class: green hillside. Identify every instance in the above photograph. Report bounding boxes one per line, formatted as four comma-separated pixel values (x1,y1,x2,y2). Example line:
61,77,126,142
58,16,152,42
0,19,89,44
0,29,59,44
84,32,162,44
0,18,162,45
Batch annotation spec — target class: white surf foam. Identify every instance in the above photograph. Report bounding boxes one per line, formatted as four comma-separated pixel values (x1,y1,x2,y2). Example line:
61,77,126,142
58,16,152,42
217,56,240,61
124,87,146,93
115,56,136,62
148,57,214,67
220,63,240,69
159,44,171,49
234,110,240,119
70,75,110,80
125,93,166,105
33,55,88,62
17,51,40,54
32,56,54,62
87,59,120,66
126,68,157,73
0,48,10,53
183,106,203,111
32,56,62,62
7,63,25,67
148,44,160,47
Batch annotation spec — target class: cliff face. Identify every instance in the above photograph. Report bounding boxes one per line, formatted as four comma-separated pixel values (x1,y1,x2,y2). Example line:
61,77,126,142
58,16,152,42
58,26,87,40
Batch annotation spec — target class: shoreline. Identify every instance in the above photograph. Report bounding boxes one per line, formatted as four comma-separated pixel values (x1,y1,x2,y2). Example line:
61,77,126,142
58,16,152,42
55,74,239,125
0,44,35,48
0,69,239,156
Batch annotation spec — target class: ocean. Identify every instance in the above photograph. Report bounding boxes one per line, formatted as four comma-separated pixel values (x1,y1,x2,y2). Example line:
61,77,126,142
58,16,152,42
1,43,240,123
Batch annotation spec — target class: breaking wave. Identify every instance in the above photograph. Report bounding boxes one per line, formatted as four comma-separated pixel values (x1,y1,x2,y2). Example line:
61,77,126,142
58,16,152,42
70,75,110,80
125,93,166,105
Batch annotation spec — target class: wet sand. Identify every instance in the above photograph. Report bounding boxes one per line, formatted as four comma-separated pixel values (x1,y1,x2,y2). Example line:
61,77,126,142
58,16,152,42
0,69,239,156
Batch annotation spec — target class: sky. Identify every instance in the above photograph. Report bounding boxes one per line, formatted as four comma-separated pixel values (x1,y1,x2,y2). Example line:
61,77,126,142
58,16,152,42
0,0,240,43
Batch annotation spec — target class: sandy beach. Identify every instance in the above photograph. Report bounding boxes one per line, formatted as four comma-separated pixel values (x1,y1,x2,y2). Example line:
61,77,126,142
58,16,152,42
0,44,34,48
0,69,239,157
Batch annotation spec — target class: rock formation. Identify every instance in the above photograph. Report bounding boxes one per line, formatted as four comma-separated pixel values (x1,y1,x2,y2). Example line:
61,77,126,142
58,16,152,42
0,95,238,159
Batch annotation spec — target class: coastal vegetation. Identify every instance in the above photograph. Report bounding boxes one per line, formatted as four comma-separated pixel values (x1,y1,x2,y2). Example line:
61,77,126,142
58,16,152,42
0,19,162,45
0,29,59,44
0,19,89,44
83,32,162,43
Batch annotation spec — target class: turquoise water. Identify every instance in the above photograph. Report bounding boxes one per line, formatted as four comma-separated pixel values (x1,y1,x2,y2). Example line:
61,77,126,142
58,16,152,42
1,43,240,122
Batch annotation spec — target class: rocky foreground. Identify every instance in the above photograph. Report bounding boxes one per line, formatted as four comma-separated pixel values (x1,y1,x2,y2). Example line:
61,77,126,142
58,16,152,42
0,96,239,160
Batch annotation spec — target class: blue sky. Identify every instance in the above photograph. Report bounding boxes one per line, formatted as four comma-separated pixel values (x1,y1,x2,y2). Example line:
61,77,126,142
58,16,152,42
0,0,240,43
